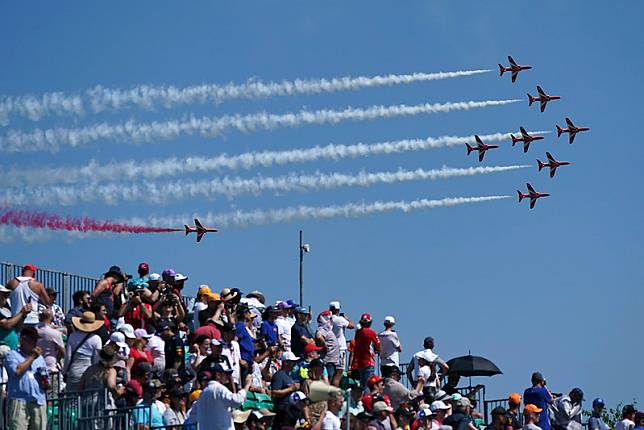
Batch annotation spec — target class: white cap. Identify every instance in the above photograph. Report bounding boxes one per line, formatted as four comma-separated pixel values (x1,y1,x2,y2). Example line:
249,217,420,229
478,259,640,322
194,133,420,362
148,273,161,281
110,331,128,349
329,301,341,310
0,284,9,293
118,323,136,339
280,351,300,362
430,400,451,412
417,407,432,419
290,391,307,402
174,273,188,282
384,316,396,324
210,338,222,346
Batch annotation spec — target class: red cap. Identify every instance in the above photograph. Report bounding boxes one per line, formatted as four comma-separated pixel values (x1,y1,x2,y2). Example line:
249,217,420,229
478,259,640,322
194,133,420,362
319,310,332,317
360,313,372,322
367,375,383,389
303,344,323,354
23,264,37,273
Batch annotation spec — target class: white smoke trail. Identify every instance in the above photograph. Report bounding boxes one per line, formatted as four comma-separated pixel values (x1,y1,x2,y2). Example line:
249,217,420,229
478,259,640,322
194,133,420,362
1,131,549,188
0,69,491,124
138,195,512,228
0,165,528,207
0,99,521,152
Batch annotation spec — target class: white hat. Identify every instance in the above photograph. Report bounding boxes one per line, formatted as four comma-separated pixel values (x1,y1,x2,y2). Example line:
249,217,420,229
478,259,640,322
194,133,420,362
430,400,451,412
417,407,432,419
373,401,393,413
0,284,10,293
210,338,222,346
384,316,396,324
118,323,136,339
148,273,161,281
281,351,300,362
290,391,307,402
174,273,188,282
110,331,128,349
329,301,341,310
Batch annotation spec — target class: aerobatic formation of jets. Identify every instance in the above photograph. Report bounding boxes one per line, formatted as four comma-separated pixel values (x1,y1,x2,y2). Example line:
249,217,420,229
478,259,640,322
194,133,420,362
466,56,592,209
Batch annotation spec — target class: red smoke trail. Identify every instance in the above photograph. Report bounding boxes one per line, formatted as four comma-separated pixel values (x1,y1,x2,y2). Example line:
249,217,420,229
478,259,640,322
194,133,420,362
0,209,181,234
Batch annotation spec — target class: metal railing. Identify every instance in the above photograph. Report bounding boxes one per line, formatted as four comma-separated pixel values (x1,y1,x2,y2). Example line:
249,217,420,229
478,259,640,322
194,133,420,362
1,261,99,313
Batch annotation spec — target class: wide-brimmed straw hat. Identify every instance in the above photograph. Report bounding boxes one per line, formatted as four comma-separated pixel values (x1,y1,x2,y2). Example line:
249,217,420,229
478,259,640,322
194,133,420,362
72,311,104,332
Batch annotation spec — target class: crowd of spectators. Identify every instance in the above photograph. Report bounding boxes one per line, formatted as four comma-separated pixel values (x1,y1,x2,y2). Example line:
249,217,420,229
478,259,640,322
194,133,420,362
0,262,642,430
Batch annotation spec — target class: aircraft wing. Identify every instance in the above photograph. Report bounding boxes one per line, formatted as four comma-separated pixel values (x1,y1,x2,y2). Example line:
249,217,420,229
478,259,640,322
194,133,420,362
569,132,576,144
565,117,575,128
523,141,530,153
526,183,536,193
197,231,205,242
537,85,546,96
511,70,518,83
540,100,547,112
478,151,485,162
530,198,537,209
520,127,529,138
546,152,555,162
194,218,204,229
508,55,517,66
549,166,557,178
475,135,483,145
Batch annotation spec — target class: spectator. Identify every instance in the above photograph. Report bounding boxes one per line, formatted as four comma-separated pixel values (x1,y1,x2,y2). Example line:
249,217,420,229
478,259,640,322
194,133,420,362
485,407,508,430
163,388,188,427
430,400,451,427
271,351,301,428
195,363,252,430
64,311,104,391
444,397,477,430
443,371,461,395
415,350,440,401
551,388,584,430
36,310,64,373
127,362,154,403
107,330,130,383
192,285,211,330
131,329,154,369
220,322,242,388
137,262,150,281
64,290,92,329
133,379,166,429
633,412,644,430
146,326,166,373
91,265,126,326
315,310,342,386
370,401,398,430
406,337,448,389
321,391,345,430
275,302,295,352
7,264,49,327
247,409,276,430
259,306,280,347
39,288,65,329
616,405,637,430
154,292,186,326
353,313,380,393
362,375,391,413
302,358,332,428
382,366,414,410
293,344,328,383
157,322,184,371
291,307,315,357
235,305,257,375
194,312,223,340
523,372,554,430
189,335,212,375
5,327,48,430
506,393,522,430
588,399,609,430
0,284,32,354
523,404,544,430
120,282,153,330
416,408,432,430
378,316,402,375
282,391,313,429
78,344,119,411
199,293,224,328
329,301,354,378
91,303,111,342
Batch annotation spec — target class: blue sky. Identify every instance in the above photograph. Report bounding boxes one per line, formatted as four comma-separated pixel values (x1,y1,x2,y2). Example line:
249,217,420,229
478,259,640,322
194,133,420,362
1,1,642,405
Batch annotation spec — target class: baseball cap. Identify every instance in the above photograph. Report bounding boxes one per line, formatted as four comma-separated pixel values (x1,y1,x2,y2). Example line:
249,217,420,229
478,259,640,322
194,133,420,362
384,316,396,324
135,362,154,375
208,293,221,302
280,351,300,362
360,313,372,322
286,299,299,308
210,338,222,346
162,268,176,279
134,328,152,339
430,401,451,412
118,324,136,339
417,408,432,419
45,287,57,295
290,391,307,402
148,273,161,282
303,344,323,354
295,306,310,314
23,263,37,272
198,285,211,295
570,388,584,401
508,393,522,405
593,398,605,408
174,273,188,282
373,401,393,414
367,375,383,389
524,404,543,414
329,301,341,310
455,397,472,409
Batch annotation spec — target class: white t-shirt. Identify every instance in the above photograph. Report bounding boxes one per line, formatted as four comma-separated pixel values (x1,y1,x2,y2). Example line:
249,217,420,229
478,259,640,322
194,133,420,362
275,316,294,352
616,419,635,430
331,315,350,351
417,365,438,387
378,330,401,367
64,331,102,371
147,335,166,370
192,302,208,329
410,349,439,381
321,410,342,430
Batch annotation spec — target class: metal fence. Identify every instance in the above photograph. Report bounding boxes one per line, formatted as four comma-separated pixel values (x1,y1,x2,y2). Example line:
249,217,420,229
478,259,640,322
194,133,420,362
1,261,99,313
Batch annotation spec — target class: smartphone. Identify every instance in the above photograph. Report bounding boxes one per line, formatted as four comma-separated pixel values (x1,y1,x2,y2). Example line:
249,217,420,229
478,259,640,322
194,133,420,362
27,296,32,304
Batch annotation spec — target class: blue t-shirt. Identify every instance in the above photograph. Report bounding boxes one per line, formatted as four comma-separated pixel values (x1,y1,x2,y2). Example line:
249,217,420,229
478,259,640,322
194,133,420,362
260,320,279,346
271,369,295,408
133,400,164,428
5,349,48,405
235,321,256,363
290,322,313,357
524,386,553,430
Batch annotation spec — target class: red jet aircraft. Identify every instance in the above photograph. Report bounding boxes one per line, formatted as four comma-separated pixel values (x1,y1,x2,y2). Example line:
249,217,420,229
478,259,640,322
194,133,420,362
184,218,218,242
517,183,550,209
528,86,560,112
537,152,572,178
466,135,499,162
511,127,545,153
499,56,532,83
556,117,590,144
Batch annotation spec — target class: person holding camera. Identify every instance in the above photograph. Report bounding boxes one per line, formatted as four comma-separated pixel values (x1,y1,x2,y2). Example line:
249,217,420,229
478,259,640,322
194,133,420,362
91,265,126,328
119,280,153,331
154,292,186,328
524,372,555,430
551,388,584,430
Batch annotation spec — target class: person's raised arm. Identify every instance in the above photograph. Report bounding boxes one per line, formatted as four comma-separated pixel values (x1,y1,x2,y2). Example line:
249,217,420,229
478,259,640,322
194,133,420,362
0,303,31,330
10,346,42,377
33,281,50,306
91,279,107,300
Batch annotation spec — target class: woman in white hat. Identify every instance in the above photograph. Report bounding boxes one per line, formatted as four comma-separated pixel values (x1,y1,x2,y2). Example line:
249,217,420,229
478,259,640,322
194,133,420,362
63,311,104,392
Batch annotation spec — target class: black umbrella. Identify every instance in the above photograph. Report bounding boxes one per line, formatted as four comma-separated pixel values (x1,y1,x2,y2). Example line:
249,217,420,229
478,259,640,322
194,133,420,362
446,354,502,377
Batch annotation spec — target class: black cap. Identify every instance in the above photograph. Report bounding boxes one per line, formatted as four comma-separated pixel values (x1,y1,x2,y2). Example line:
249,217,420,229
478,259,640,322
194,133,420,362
570,388,584,400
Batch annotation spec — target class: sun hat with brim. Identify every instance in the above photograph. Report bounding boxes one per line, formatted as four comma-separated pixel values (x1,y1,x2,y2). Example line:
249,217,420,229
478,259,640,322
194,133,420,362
72,311,104,332
220,288,239,302
233,410,252,423
252,409,277,419
0,284,10,294
246,290,266,303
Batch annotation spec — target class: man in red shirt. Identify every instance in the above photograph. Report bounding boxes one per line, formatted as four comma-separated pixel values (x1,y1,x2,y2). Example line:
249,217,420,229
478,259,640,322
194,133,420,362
353,313,380,393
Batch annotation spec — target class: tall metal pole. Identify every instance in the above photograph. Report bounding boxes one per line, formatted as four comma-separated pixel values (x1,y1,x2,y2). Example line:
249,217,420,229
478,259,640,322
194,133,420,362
299,230,304,306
